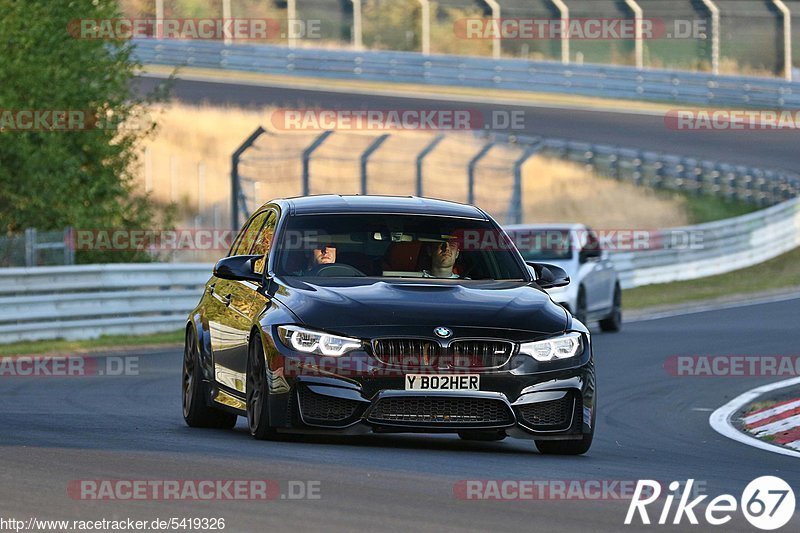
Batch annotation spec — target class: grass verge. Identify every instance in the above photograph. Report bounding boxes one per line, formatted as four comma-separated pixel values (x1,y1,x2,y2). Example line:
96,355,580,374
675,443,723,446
678,193,760,224
0,330,184,357
624,246,800,310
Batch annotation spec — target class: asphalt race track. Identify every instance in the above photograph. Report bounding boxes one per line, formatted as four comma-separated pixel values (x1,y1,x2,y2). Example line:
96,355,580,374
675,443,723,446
135,76,800,172
9,76,787,531
2,299,798,531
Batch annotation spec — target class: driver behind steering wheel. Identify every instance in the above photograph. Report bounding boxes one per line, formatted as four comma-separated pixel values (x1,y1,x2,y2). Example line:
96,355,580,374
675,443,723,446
294,241,337,276
310,242,336,268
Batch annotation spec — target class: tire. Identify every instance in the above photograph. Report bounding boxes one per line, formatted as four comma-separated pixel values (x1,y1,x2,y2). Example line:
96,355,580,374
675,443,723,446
574,287,588,326
535,433,593,455
599,284,622,333
182,328,238,429
246,331,279,440
458,431,505,442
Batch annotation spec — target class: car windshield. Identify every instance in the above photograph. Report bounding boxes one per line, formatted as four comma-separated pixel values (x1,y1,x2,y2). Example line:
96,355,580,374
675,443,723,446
275,214,527,280
506,229,573,261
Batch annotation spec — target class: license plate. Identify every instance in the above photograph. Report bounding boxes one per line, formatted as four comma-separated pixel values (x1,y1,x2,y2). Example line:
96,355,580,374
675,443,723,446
404,374,479,391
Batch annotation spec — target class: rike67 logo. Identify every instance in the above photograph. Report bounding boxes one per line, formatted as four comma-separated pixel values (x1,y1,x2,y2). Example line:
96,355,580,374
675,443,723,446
625,477,795,530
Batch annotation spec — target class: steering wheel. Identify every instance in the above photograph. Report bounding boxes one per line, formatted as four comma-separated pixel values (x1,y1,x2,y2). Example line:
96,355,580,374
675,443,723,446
455,260,478,280
306,263,366,277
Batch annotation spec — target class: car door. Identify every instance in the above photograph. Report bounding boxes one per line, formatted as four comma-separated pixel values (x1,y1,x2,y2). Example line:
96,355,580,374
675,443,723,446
210,210,273,393
577,228,606,314
224,209,278,381
583,228,616,312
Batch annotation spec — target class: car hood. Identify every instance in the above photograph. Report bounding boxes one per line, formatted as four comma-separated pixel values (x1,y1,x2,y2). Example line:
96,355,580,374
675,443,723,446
271,277,568,337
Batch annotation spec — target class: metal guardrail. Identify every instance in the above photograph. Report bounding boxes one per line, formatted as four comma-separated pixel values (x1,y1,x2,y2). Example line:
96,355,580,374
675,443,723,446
0,264,209,344
504,134,799,224
611,196,800,288
132,39,800,108
1,194,798,343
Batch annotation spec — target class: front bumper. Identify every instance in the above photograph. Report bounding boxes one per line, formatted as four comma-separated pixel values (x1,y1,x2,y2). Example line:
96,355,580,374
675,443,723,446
266,351,595,441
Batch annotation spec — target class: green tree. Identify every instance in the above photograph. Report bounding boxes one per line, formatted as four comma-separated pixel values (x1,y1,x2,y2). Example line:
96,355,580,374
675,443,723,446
0,0,167,263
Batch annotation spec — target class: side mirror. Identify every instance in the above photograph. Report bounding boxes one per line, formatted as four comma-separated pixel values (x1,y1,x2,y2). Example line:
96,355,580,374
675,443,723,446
579,248,602,263
526,261,570,289
214,255,263,283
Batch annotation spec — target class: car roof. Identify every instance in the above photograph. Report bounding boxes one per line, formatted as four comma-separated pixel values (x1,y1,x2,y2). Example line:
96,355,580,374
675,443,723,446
274,195,488,219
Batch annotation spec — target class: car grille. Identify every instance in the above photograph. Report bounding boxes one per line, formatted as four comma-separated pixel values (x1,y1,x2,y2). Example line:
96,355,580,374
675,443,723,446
371,339,513,368
298,386,362,426
367,396,514,426
516,394,576,431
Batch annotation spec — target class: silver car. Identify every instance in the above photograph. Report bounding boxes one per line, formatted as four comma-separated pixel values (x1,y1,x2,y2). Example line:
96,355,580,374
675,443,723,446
505,224,622,332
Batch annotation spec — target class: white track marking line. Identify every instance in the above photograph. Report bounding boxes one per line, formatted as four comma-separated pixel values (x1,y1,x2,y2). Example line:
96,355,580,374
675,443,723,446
709,376,800,458
786,440,800,450
744,399,800,425
751,414,800,437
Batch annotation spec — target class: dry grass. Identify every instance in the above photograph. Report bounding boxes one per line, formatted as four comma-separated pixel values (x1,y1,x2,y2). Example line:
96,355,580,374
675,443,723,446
136,103,690,232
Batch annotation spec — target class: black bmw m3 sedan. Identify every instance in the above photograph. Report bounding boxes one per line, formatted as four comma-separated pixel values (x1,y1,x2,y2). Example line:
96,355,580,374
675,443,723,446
183,195,596,455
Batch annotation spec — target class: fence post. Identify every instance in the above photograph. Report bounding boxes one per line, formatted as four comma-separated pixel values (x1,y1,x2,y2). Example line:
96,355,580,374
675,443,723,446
155,0,164,39
700,0,720,75
624,0,644,69
416,134,444,196
508,141,542,225
302,130,335,196
24,228,37,267
350,0,363,50
287,0,298,48
634,152,644,186
468,142,495,205
360,134,390,195
773,1,793,81
222,0,232,46
418,0,431,55
551,0,570,64
231,127,266,230
64,228,75,265
483,0,502,59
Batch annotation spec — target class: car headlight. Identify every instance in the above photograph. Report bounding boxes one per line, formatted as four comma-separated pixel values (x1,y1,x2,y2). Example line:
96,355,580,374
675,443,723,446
277,325,362,356
519,332,583,362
